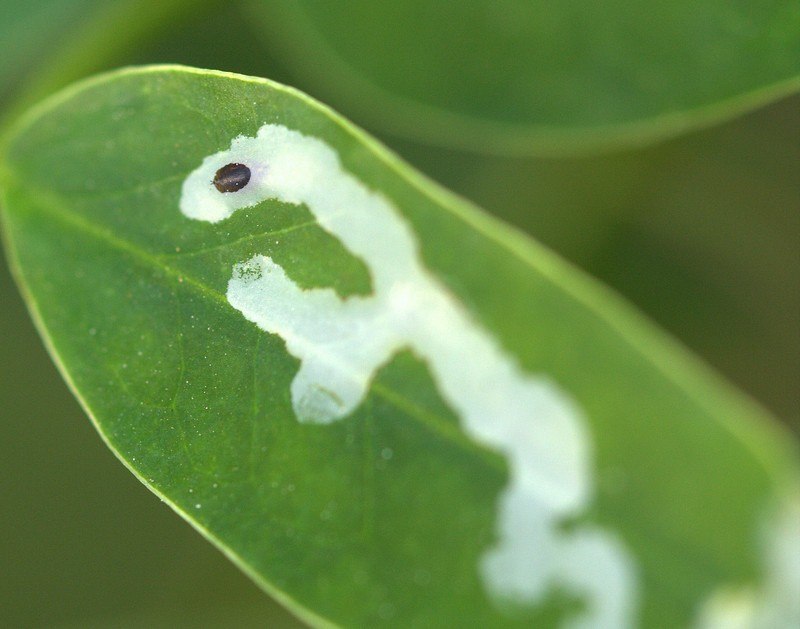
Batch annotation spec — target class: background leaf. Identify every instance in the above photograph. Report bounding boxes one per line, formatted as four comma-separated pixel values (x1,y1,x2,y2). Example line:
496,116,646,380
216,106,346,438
1,66,798,627
0,0,213,127
0,0,100,103
245,0,800,154
0,267,301,628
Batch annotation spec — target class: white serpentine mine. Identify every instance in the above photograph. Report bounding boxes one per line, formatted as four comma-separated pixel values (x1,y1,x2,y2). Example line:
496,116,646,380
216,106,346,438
180,123,637,627
696,498,800,629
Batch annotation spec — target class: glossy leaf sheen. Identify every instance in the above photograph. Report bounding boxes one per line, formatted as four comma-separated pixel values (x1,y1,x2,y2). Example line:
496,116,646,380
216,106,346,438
1,67,798,627
250,0,800,154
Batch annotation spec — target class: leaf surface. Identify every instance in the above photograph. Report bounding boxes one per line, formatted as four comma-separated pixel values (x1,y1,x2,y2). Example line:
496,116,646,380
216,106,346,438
1,66,798,627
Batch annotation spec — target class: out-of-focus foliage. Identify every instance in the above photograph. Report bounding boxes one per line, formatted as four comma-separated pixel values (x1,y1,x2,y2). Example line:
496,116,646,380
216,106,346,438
0,1,797,627
0,0,97,101
4,66,796,627
247,0,800,154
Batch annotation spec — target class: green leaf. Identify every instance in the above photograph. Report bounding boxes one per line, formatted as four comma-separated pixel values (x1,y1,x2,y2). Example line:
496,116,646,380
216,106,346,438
246,0,800,155
1,66,798,627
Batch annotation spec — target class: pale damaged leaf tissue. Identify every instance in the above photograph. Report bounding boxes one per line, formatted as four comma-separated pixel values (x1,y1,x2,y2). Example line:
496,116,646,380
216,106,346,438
179,123,799,628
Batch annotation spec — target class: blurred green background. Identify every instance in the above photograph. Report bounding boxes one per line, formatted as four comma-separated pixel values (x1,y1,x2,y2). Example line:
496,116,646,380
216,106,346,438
1,1,797,626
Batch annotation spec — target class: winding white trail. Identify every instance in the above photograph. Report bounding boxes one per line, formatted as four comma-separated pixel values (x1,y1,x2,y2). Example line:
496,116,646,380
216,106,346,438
696,498,800,629
181,124,637,627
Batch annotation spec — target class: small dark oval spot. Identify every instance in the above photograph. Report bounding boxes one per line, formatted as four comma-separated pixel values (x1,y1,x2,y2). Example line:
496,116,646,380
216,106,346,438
213,163,251,193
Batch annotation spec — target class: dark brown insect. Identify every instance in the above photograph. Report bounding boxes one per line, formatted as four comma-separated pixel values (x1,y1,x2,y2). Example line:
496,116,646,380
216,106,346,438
213,163,251,193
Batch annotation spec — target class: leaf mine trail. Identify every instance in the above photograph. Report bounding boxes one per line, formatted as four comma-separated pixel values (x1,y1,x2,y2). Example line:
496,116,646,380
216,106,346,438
180,123,637,627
